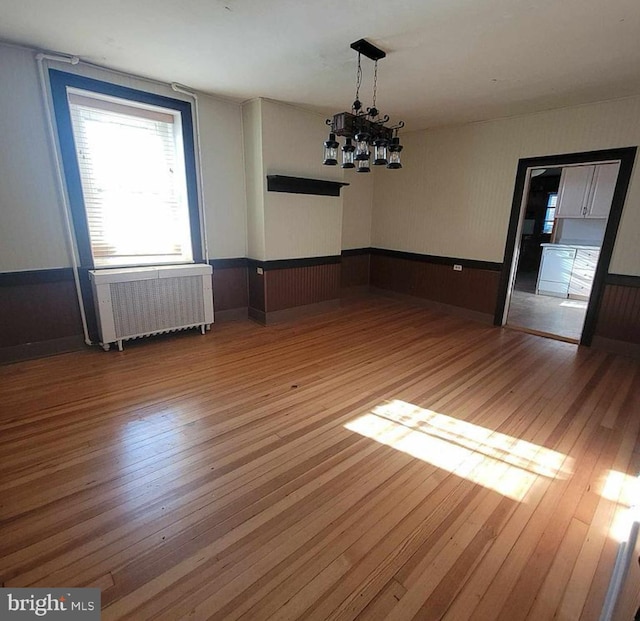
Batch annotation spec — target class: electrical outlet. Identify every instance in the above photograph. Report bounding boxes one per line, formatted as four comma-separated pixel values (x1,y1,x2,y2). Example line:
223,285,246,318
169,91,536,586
257,267,264,275
453,264,463,271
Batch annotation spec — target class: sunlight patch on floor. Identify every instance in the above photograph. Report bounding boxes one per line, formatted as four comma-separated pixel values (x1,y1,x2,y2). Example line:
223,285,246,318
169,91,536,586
345,400,574,502
601,470,640,543
560,300,588,309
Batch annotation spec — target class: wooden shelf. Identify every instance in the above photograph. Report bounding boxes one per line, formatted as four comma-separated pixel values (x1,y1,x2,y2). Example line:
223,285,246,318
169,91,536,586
266,175,349,197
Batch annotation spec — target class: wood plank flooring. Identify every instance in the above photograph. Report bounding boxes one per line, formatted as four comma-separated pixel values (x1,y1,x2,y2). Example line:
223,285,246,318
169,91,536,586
1,295,639,620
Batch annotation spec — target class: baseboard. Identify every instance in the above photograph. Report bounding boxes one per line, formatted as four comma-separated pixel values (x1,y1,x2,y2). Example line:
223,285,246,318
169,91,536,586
369,287,495,325
214,307,249,322
0,335,87,365
591,336,640,359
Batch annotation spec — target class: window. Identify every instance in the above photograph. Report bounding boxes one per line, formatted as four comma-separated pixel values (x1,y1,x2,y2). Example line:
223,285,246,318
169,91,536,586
49,70,201,269
542,192,557,234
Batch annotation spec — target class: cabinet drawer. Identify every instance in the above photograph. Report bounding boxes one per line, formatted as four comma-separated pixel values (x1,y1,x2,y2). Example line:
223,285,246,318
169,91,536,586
537,280,569,297
569,274,593,289
576,249,599,261
573,249,599,269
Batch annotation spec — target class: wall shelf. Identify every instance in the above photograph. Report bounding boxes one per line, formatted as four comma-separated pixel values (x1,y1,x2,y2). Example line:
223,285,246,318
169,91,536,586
266,175,349,197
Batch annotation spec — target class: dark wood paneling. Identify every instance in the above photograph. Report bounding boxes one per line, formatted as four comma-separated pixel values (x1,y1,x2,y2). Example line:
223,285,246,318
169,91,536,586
265,264,341,312
0,268,74,286
341,253,370,288
248,267,265,314
370,254,500,315
212,267,248,311
0,280,83,348
594,283,640,344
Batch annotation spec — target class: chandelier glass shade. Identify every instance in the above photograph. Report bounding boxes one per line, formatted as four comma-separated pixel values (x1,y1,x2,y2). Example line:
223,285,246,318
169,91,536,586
323,39,404,172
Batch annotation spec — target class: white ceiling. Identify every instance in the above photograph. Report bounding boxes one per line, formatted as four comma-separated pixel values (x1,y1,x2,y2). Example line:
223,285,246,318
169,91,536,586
1,0,639,131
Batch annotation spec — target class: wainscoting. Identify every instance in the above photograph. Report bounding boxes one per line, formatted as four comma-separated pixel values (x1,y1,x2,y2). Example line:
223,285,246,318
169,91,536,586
211,259,249,321
368,249,502,320
340,249,371,290
248,257,341,324
592,275,640,356
1,255,638,363
0,269,84,363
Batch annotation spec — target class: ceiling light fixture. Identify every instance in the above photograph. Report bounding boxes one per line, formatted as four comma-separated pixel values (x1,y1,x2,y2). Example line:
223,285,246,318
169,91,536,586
323,39,404,172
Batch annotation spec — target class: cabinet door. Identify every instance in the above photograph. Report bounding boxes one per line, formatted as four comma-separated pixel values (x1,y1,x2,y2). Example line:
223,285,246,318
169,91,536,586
539,248,576,282
586,162,619,218
556,166,594,218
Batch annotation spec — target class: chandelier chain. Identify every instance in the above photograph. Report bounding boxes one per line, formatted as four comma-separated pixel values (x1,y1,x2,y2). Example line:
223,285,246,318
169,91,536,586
355,52,362,105
372,60,378,110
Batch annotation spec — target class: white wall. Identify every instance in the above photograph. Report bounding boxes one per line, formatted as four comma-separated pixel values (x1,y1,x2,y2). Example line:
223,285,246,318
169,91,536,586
373,96,640,276
0,43,247,271
260,99,344,260
556,218,607,246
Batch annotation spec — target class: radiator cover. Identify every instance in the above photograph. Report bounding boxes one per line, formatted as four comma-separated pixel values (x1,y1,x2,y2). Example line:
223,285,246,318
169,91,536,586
89,264,214,351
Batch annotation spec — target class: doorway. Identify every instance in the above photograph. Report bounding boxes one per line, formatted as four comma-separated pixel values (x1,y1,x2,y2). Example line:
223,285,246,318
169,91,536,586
495,147,637,346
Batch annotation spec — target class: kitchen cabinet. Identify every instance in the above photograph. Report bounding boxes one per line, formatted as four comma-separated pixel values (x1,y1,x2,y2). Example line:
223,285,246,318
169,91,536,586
568,248,599,299
536,244,600,299
588,164,619,218
555,162,619,219
536,246,576,297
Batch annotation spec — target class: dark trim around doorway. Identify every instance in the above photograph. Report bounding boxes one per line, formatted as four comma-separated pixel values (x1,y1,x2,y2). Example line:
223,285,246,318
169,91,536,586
495,147,637,346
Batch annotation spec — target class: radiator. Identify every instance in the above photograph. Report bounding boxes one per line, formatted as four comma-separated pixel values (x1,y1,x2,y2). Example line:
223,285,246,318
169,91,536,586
89,264,214,351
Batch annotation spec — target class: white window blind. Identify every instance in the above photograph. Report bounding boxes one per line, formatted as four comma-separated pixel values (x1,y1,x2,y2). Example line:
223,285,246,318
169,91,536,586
67,90,193,268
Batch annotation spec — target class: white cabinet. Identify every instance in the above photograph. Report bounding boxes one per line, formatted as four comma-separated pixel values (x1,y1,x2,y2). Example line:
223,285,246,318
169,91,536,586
587,164,619,218
555,163,619,219
556,167,594,218
568,248,599,299
536,246,576,298
536,245,600,300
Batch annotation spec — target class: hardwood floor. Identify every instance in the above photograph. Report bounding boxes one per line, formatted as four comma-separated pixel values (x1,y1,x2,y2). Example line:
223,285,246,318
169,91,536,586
1,295,639,620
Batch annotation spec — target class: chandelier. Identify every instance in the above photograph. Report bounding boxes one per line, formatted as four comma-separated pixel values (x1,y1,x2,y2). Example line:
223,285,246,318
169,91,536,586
323,39,404,172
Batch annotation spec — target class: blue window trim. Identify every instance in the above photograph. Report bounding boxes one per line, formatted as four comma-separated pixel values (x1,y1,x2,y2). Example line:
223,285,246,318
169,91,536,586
48,68,202,268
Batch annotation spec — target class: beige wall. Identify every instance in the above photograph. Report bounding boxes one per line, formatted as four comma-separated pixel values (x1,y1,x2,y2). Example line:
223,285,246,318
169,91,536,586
0,43,247,271
373,96,640,276
342,170,373,250
5,39,636,275
197,93,246,259
0,45,71,271
242,99,266,260
261,99,344,260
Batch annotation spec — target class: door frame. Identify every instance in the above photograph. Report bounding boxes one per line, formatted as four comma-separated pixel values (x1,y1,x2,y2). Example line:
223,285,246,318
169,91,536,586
494,147,637,345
